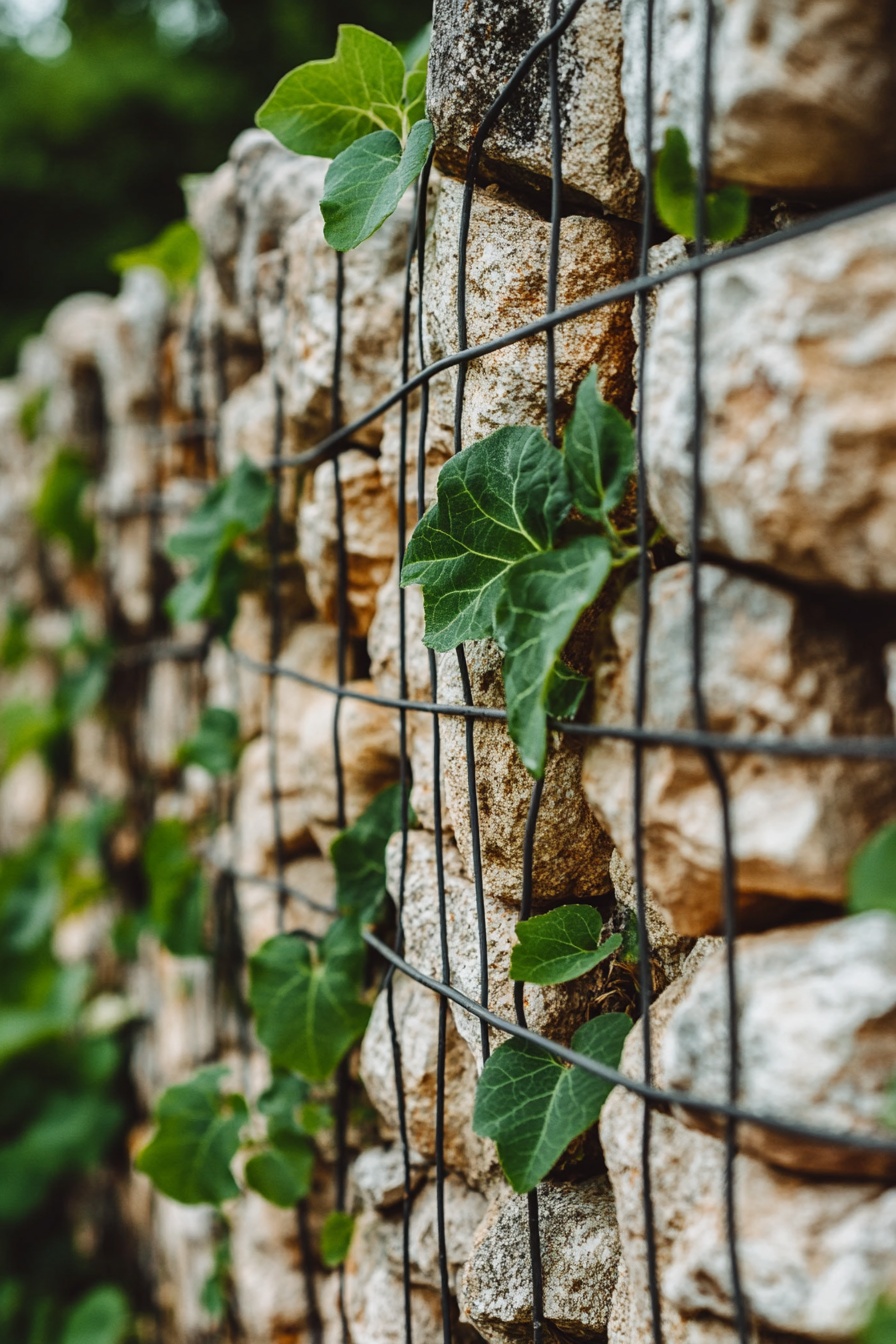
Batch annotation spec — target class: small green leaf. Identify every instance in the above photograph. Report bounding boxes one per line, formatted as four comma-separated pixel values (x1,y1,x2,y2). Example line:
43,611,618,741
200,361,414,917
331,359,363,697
61,1287,130,1344
321,119,434,251
494,536,612,777
32,449,96,565
178,707,241,776
111,220,202,291
245,1135,315,1207
654,127,749,243
143,818,206,957
401,426,572,651
403,45,429,126
862,1298,896,1344
135,1066,247,1205
510,906,622,985
563,368,635,523
256,25,407,158
472,1014,632,1193
200,1235,231,1320
331,783,411,923
249,920,370,1083
320,1211,355,1267
18,386,49,443
166,460,272,566
848,822,896,915
544,660,589,721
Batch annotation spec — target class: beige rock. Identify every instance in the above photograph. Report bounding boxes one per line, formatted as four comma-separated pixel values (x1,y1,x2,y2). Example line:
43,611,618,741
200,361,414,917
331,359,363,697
0,754,52,849
189,159,240,305
229,1189,310,1344
428,0,641,219
458,1178,620,1344
622,0,896,197
232,734,316,877
609,849,696,988
72,716,130,801
389,829,610,1071
359,970,498,1185
236,853,336,958
642,206,896,592
298,450,398,638
351,1145,427,1213
139,656,204,776
103,513,154,629
344,1210,450,1344
203,589,273,742
582,564,896,935
662,912,896,1178
41,292,111,450
402,1176,490,1293
423,178,637,454
438,639,615,905
97,267,169,425
147,1194,219,1341
128,940,216,1110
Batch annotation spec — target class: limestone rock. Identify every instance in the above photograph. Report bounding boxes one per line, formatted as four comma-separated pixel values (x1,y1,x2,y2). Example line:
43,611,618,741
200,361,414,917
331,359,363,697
344,1209,449,1344
642,205,896,592
402,1176,490,1293
203,589,274,742
128,941,216,1110
97,267,169,426
662,912,896,1178
622,0,896,197
298,450,398,638
609,848,696,988
229,1189,310,1344
423,179,637,451
438,640,614,904
42,292,111,448
458,1178,620,1344
359,970,498,1185
189,160,240,305
236,854,336,958
146,1194,219,1341
0,754,52,850
389,829,611,1071
351,1145,427,1213
429,0,641,219
582,564,896,935
139,656,205,776
232,734,316,877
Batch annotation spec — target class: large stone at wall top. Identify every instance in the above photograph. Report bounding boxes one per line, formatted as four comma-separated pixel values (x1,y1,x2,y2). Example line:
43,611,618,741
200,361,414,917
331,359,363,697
428,0,641,220
622,0,896,197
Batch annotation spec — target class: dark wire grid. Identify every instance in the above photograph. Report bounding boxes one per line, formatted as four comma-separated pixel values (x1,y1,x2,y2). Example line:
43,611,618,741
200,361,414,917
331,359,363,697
122,2,896,1339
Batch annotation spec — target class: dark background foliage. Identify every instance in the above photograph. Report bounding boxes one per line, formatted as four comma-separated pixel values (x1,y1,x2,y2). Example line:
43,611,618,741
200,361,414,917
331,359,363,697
0,0,431,374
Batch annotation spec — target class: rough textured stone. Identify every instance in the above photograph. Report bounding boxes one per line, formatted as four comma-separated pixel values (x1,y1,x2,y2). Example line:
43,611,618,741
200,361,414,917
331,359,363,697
97,267,169,426
236,854,336,958
139,657,204,776
189,159,240,305
344,1209,450,1344
232,734,317,877
128,941,216,1111
403,1176,490,1293
423,179,638,453
429,0,641,219
0,754,52,850
298,449,398,638
229,1190,310,1344
359,970,498,1185
388,829,611,1071
642,206,896,592
458,1178,620,1344
582,564,896,935
622,0,896,197
438,639,615,905
609,848,696,988
352,1146,427,1213
662,912,896,1178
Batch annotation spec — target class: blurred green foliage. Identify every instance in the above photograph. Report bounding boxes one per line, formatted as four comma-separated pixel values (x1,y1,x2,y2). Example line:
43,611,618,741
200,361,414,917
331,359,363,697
0,0,432,374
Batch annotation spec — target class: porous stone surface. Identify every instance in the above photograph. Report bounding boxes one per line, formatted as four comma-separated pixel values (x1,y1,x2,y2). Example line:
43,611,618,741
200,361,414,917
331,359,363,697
609,849,697,988
229,1191,310,1344
343,1210,452,1344
387,829,610,1071
351,1145,427,1212
423,178,638,455
642,205,896,592
438,639,615,905
428,0,641,219
582,564,896,935
621,0,896,196
458,1178,621,1344
298,449,398,638
662,912,896,1178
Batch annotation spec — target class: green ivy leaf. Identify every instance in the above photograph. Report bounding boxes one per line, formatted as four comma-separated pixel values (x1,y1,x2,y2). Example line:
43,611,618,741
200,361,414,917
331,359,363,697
544,660,589,721
403,44,429,125
862,1299,896,1344
472,1014,632,1192
0,604,29,670
0,1090,123,1221
245,1134,315,1207
563,368,635,523
249,919,370,1083
61,1287,130,1344
256,25,408,158
510,906,622,985
401,426,572,651
848,823,896,916
32,449,96,565
321,119,434,252
177,707,241,777
0,700,61,775
111,220,202,292
494,536,612,778
320,1211,355,1267
167,460,272,566
331,783,412,923
654,127,749,243
135,1066,247,1205
18,386,49,443
143,818,206,957
200,1235,231,1321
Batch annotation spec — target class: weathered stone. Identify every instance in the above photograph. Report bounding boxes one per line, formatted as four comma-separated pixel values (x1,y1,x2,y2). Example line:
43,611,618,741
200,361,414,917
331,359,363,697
642,205,896,592
388,829,611,1072
622,0,896,197
97,267,169,425
139,656,205,776
662,912,896,1178
143,1191,219,1340
229,1189,310,1344
128,940,216,1110
0,754,52,850
609,849,696,988
344,1209,448,1344
423,178,637,453
359,970,498,1185
298,450,398,638
351,1145,427,1213
189,159,240,305
429,0,641,219
235,853,336,958
42,292,111,448
232,734,317,877
458,1178,620,1344
72,716,130,801
582,564,896,936
438,639,614,904
403,1176,490,1293
203,589,274,742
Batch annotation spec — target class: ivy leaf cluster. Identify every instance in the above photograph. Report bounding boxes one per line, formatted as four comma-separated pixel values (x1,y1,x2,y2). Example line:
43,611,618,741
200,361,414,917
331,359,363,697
165,458,273,636
135,1066,248,1205
60,1286,130,1344
401,368,637,777
654,127,750,243
110,220,202,293
256,25,433,252
244,1073,317,1208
